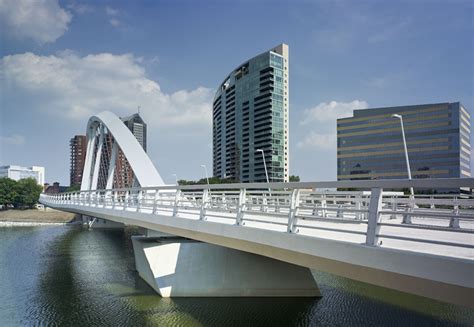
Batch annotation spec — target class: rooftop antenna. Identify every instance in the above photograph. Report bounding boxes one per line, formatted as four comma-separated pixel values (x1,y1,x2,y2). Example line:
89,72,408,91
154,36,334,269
137,105,141,115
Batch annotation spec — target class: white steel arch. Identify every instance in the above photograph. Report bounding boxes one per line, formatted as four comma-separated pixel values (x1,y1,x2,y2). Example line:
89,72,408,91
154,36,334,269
81,111,164,190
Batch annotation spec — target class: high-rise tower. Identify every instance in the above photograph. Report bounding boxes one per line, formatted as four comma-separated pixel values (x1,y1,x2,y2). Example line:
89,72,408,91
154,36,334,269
92,113,148,189
213,44,289,182
70,135,87,187
114,113,147,188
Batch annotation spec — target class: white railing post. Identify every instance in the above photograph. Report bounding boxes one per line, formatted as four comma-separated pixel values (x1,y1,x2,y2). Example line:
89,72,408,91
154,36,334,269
200,188,209,220
112,191,117,209
173,189,181,217
236,188,246,225
402,194,414,224
355,194,361,220
221,192,227,210
151,190,158,214
123,191,129,211
261,192,268,213
136,190,143,212
366,188,383,246
390,196,397,220
321,193,327,217
449,197,460,228
287,189,301,233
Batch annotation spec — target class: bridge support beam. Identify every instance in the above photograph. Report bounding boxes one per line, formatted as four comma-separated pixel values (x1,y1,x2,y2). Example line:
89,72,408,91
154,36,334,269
131,236,320,297
82,215,125,229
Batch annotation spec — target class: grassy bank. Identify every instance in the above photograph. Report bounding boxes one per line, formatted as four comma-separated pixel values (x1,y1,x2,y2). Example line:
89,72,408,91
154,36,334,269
0,208,78,223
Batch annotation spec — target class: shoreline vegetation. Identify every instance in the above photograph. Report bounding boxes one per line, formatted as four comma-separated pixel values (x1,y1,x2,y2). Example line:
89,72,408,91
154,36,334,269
0,208,79,226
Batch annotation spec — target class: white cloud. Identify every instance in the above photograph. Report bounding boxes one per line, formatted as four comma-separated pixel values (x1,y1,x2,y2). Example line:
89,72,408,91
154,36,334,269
105,6,120,27
0,134,26,145
1,51,214,128
67,2,94,15
297,132,335,150
300,100,368,125
0,0,72,44
109,18,120,27
297,99,369,151
105,6,119,16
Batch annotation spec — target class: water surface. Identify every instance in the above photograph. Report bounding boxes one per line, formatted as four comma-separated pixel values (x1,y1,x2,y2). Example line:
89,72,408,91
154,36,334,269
0,225,472,326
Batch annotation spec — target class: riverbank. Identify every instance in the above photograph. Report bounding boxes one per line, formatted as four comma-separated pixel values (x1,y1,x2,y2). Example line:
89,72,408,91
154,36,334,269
0,208,79,225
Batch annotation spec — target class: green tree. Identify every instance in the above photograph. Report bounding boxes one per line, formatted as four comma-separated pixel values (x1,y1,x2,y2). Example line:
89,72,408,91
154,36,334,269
14,178,43,209
177,177,238,185
289,175,300,182
0,177,18,208
66,184,81,192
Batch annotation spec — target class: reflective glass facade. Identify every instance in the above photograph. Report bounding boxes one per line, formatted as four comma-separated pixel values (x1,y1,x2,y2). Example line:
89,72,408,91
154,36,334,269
337,102,471,181
213,44,289,182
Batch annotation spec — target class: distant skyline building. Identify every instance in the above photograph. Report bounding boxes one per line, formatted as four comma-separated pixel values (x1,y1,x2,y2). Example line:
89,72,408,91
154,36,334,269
70,135,87,187
94,112,148,189
121,113,147,151
213,44,289,182
337,102,471,182
115,113,147,188
0,165,45,185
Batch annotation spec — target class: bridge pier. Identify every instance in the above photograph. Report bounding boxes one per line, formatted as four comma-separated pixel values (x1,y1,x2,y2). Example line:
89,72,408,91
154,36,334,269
131,235,320,297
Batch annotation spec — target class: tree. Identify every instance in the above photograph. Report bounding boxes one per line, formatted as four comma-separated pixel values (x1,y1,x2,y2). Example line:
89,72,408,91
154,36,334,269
177,177,238,185
66,184,81,192
14,178,43,209
0,177,18,208
289,175,300,182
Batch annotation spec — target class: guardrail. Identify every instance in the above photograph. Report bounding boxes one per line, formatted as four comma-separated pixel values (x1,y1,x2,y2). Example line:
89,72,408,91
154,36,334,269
40,178,474,255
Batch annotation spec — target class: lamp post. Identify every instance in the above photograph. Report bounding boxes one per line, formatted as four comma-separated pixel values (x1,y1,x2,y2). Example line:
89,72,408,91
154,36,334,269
256,149,270,184
200,165,210,185
392,114,414,196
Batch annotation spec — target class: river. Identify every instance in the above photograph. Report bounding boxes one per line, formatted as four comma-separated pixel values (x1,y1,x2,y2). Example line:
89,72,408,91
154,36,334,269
0,225,472,326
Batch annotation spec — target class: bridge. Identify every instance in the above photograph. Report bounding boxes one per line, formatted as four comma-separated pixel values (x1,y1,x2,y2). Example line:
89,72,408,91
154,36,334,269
40,111,474,308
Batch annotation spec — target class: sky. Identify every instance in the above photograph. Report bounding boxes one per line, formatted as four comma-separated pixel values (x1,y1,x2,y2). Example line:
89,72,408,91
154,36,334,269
0,0,473,185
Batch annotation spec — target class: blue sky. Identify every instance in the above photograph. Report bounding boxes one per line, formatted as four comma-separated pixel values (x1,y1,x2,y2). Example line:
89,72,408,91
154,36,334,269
0,0,472,185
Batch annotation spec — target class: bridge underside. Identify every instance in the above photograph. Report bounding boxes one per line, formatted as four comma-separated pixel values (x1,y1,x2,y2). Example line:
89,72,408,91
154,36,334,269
49,205,473,308
132,235,320,297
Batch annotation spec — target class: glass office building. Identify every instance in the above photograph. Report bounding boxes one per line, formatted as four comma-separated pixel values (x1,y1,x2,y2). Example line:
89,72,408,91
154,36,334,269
337,102,471,182
213,44,289,182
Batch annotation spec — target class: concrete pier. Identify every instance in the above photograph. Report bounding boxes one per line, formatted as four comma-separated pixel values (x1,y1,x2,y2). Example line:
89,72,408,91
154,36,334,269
131,235,320,297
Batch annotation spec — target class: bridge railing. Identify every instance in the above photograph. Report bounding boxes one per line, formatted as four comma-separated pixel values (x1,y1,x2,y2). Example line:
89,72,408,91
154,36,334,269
40,178,474,256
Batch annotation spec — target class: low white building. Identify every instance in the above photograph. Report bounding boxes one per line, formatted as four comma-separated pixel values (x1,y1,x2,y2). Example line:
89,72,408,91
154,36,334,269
0,165,45,185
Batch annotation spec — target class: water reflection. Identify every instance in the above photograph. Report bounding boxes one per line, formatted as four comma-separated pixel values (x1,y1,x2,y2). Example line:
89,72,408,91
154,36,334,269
0,226,472,326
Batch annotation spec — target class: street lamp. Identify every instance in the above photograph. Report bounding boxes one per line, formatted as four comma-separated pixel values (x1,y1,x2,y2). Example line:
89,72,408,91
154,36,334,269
256,149,270,184
200,165,210,185
392,114,414,196
172,174,178,186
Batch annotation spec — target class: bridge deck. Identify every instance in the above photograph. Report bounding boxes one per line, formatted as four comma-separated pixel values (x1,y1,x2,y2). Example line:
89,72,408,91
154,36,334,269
39,179,474,308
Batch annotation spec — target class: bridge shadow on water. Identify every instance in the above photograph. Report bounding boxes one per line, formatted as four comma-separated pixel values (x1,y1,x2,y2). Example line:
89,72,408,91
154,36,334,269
3,226,472,326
